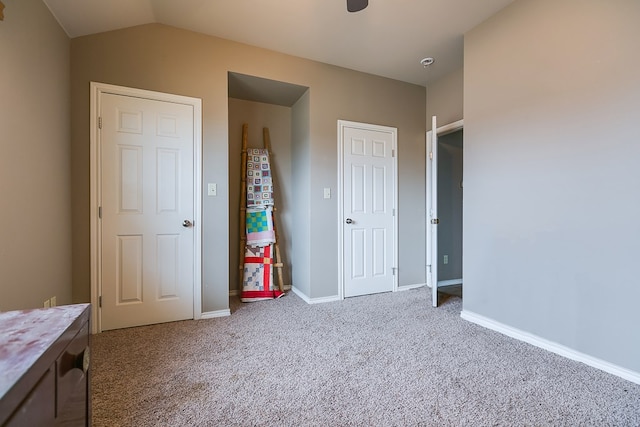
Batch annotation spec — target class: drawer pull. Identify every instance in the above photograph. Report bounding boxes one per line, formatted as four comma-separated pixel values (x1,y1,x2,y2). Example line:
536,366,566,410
60,346,90,376
73,346,90,374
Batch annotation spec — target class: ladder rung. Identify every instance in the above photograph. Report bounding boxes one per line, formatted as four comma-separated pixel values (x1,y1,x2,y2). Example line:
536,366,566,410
239,263,283,269
240,206,277,211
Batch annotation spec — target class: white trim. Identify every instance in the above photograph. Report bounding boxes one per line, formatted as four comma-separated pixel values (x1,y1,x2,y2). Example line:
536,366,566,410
292,287,341,305
461,310,640,385
200,309,231,319
90,82,203,333
337,120,398,299
436,119,464,136
438,278,463,287
397,283,427,291
90,85,100,334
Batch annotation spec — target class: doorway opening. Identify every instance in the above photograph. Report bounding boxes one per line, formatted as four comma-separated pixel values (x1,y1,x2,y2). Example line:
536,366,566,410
436,128,463,301
427,119,463,307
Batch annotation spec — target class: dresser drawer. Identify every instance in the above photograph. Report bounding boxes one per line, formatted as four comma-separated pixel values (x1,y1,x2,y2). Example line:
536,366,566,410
5,368,55,427
0,304,91,427
56,319,89,421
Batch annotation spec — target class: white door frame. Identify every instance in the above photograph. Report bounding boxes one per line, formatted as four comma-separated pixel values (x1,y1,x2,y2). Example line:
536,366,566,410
90,82,203,333
426,118,463,306
337,120,398,299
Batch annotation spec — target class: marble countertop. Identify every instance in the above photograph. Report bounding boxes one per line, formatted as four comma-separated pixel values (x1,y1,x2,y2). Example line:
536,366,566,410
0,304,90,399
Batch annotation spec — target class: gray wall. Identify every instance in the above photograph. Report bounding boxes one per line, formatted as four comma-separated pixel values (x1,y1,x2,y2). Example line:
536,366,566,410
438,130,463,281
70,24,426,310
228,98,293,292
291,92,312,297
0,0,71,311
464,0,640,373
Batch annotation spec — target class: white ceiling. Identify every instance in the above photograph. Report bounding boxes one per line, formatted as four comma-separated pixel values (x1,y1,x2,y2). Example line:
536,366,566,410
42,0,514,87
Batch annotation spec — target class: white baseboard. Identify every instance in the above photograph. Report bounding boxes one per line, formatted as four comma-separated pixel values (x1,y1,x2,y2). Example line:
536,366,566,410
461,309,640,385
397,283,427,291
200,309,231,319
291,286,341,304
438,278,463,287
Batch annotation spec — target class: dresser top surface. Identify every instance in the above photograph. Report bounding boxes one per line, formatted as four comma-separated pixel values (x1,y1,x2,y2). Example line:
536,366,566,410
0,303,90,399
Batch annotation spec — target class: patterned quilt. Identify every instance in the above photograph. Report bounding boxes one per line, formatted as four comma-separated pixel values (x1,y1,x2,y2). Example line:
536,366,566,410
246,206,275,247
246,148,274,207
241,245,284,302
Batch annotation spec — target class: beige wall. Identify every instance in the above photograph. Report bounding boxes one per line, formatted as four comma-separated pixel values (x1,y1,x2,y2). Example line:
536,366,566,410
0,0,71,311
71,24,426,311
228,98,293,293
427,67,463,130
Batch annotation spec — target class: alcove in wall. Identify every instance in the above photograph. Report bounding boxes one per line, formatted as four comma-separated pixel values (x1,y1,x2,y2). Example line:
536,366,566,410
228,72,309,297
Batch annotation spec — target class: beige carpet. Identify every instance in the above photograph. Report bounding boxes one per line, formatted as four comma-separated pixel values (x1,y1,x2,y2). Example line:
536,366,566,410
91,287,640,426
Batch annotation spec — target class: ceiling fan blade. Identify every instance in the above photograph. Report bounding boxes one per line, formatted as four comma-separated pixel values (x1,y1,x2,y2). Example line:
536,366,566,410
347,0,368,12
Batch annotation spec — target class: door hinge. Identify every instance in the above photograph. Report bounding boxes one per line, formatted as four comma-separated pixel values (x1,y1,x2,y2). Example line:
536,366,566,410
392,208,395,216
98,206,102,219
98,117,102,129
392,149,395,157
431,218,440,224
429,151,433,160
99,296,102,308
392,267,397,276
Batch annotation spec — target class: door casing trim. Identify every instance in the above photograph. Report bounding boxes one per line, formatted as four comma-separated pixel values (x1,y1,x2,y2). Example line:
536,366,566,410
90,82,203,333
337,120,398,300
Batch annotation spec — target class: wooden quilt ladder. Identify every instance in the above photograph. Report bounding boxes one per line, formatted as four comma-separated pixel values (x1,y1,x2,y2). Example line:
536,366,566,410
239,124,285,293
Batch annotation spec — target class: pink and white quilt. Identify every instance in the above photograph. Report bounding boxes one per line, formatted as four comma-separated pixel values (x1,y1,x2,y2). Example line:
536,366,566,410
241,245,284,302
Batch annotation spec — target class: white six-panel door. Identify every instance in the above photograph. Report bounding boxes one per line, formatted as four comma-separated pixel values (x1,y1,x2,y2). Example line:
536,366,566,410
100,92,196,330
339,121,397,298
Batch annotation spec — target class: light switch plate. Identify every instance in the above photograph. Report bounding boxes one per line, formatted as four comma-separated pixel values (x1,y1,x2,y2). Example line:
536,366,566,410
207,183,217,196
323,188,331,199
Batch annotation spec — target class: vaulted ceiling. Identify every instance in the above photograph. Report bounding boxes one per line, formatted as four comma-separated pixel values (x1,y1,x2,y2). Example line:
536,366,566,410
42,0,514,86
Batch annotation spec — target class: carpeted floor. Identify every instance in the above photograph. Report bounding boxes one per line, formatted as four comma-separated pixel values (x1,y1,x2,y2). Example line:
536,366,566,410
91,287,640,426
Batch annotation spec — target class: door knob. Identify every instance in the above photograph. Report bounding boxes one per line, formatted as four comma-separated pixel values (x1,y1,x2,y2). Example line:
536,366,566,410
345,218,353,224
182,220,193,228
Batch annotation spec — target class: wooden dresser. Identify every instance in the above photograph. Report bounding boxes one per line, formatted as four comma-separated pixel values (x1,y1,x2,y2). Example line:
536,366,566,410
0,304,91,426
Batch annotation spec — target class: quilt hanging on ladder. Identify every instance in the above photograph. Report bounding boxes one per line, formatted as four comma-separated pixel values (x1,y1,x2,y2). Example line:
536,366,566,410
246,148,274,207
242,148,283,302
